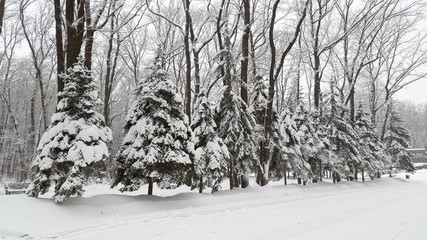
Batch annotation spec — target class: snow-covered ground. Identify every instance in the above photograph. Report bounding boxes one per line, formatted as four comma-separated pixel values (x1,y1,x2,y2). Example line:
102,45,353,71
1,171,427,240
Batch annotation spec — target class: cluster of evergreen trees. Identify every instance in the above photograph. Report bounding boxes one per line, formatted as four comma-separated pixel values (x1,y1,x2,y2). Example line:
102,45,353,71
27,51,415,203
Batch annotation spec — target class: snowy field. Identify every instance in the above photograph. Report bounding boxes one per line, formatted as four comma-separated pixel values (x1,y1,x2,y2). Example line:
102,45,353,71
2,171,427,240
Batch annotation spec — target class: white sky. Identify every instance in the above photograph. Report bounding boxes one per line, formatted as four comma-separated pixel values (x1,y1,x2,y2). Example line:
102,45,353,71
394,79,427,104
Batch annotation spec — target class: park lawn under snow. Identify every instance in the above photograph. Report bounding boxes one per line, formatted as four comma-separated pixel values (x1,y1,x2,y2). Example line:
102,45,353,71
2,171,427,240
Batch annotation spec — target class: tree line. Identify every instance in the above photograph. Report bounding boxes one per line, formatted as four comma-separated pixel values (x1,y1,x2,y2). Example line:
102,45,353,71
0,0,425,201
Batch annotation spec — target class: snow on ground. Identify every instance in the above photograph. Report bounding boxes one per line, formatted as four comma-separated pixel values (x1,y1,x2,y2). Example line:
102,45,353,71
1,171,427,240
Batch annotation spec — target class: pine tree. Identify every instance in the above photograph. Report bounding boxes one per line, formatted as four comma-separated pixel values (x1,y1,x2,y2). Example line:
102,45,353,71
112,50,194,195
216,85,257,189
27,59,112,203
191,92,229,193
354,103,387,180
384,108,416,175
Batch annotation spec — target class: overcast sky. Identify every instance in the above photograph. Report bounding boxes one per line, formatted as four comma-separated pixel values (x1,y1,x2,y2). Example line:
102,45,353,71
395,79,427,104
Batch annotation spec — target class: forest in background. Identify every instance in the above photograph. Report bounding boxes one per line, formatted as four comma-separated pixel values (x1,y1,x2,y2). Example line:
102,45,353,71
0,0,426,185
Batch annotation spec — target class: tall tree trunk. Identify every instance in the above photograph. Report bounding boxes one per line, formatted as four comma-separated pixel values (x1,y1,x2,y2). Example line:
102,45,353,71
84,29,95,70
216,0,226,84
0,0,5,36
36,70,48,131
66,0,85,69
29,91,36,151
183,0,192,120
240,0,250,104
84,0,94,70
381,102,392,141
313,52,321,109
370,77,377,124
54,0,65,102
103,3,117,127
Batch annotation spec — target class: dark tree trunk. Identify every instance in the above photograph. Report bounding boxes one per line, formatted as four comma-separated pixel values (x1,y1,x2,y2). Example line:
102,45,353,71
362,169,365,182
381,102,392,141
354,167,358,181
84,1,94,70
319,159,322,181
84,29,95,70
229,162,234,190
194,51,200,96
313,52,321,109
183,0,192,120
284,166,287,185
298,177,302,184
199,176,203,193
216,0,226,84
104,8,115,127
233,162,239,188
29,92,36,150
0,0,5,36
54,0,65,102
240,0,250,104
66,0,85,69
36,70,48,131
148,179,153,195
241,175,249,188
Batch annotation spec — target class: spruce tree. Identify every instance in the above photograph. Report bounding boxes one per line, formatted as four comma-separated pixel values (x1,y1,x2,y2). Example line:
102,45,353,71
249,75,280,185
279,107,309,184
323,82,361,181
27,59,112,203
293,104,330,183
354,103,387,180
191,92,229,193
216,85,257,189
112,50,194,195
384,108,416,175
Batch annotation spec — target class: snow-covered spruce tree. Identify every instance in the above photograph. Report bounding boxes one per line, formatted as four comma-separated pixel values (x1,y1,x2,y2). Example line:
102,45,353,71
191,92,229,193
323,82,361,181
216,85,258,189
27,59,112,203
384,108,416,176
354,103,387,180
112,49,194,195
278,107,310,184
249,75,281,185
309,108,341,182
292,104,330,183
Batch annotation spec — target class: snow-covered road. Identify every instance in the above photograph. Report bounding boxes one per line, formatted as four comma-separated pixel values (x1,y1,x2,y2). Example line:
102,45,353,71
1,172,427,240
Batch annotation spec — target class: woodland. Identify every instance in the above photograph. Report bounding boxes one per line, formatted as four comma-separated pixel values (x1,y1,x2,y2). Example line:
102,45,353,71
0,0,426,202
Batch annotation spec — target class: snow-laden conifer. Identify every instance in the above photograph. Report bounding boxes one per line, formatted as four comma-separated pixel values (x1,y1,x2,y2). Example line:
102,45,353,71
112,49,194,195
27,59,112,203
293,104,331,182
216,85,257,189
249,75,280,184
384,108,416,175
279,108,310,182
322,81,361,180
191,92,229,193
354,103,387,180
